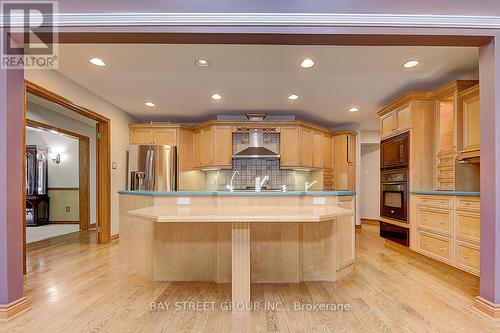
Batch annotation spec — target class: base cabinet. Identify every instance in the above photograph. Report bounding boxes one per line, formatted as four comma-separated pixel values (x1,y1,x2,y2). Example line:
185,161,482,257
414,194,480,276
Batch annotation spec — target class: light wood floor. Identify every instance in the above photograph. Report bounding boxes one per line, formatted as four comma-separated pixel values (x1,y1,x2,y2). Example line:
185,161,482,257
1,224,499,333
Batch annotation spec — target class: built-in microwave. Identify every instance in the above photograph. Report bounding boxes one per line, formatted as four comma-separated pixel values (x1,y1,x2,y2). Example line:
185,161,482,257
380,132,409,170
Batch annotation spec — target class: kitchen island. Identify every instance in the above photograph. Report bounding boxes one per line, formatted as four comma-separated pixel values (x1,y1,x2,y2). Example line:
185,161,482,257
119,191,356,308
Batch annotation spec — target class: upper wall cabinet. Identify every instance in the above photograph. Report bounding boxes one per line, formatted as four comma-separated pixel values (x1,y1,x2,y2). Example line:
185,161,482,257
457,84,480,162
193,125,232,170
380,105,411,139
333,131,357,191
434,80,478,190
129,125,177,145
280,125,326,170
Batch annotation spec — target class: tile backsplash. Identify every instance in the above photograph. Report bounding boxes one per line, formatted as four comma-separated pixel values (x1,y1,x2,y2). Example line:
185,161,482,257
205,132,308,191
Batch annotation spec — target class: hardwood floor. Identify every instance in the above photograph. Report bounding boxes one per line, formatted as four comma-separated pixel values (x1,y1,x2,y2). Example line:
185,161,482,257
1,224,499,332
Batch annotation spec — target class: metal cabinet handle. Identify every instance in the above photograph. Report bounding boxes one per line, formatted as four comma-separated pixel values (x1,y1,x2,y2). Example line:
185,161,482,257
464,255,470,261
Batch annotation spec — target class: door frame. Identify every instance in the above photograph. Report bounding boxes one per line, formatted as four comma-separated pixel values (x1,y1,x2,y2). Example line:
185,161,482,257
25,118,90,231
24,80,111,246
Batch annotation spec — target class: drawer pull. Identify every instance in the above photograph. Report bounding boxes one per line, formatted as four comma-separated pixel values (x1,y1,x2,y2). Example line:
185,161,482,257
464,202,471,206
463,255,470,261
439,221,446,225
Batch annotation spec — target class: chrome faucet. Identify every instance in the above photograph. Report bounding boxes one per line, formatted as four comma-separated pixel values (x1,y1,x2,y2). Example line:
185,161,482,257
255,175,269,192
226,170,240,192
305,180,317,191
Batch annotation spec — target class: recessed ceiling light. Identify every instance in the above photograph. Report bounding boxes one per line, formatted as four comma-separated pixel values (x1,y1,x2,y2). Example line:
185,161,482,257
349,107,360,112
300,58,315,68
211,93,222,100
89,57,106,67
195,59,211,67
403,60,420,69
145,102,155,107
288,94,299,100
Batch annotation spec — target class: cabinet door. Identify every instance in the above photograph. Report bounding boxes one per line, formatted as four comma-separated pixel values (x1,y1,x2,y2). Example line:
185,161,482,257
154,128,177,145
212,126,233,168
299,128,313,167
336,215,355,269
129,128,154,144
347,134,356,164
280,127,300,167
334,135,348,190
396,106,411,132
201,128,213,167
438,95,456,153
380,112,395,138
193,131,202,169
323,135,333,170
462,94,480,151
312,131,324,168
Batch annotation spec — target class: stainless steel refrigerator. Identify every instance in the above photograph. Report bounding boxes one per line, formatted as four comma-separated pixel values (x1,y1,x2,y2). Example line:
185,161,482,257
127,145,178,192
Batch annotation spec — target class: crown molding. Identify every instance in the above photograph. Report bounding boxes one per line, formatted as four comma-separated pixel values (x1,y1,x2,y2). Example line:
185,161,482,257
2,13,500,29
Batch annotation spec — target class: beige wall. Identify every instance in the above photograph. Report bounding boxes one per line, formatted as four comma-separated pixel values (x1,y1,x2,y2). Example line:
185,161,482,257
360,143,380,220
25,69,138,235
48,189,79,222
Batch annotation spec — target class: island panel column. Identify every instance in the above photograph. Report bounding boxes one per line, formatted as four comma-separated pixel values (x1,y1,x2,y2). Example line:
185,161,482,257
231,222,250,310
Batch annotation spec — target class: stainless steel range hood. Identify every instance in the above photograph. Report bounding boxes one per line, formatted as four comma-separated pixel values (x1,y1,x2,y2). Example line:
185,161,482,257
233,129,280,159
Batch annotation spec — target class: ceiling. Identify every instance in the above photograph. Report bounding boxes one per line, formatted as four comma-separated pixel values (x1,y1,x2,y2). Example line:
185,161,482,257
52,44,479,131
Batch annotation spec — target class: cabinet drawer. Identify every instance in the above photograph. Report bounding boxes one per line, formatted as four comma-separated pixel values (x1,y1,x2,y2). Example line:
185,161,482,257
437,169,454,180
455,197,480,212
455,211,480,243
455,242,480,276
437,181,454,191
416,195,453,209
417,232,452,263
417,208,452,235
437,156,455,168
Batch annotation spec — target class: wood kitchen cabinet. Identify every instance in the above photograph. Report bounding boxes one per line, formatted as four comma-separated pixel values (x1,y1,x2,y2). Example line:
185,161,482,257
194,125,232,169
192,130,202,169
129,126,177,145
333,131,357,191
280,126,300,167
312,131,324,169
380,105,411,139
322,134,333,170
413,194,480,276
434,81,478,190
280,125,326,170
458,84,480,162
129,127,154,144
299,127,313,167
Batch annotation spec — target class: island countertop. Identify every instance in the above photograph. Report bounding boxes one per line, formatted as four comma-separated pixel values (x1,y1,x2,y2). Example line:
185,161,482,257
118,190,356,196
127,205,353,223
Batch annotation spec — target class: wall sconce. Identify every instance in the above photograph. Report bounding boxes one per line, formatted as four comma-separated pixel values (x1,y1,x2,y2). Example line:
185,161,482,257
51,153,61,164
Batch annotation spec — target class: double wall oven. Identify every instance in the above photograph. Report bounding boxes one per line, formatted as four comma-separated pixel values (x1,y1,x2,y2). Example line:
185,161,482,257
379,132,410,246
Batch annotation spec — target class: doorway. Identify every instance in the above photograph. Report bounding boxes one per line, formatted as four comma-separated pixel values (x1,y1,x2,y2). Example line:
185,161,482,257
22,80,111,270
25,118,91,243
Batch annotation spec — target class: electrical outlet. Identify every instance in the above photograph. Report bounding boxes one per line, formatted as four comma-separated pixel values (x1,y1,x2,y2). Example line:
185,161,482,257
177,197,190,205
313,197,326,205
112,162,117,169
65,206,70,212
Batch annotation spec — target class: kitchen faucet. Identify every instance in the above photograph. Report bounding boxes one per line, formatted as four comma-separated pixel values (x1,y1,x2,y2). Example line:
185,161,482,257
255,175,269,192
225,170,240,192
304,180,317,191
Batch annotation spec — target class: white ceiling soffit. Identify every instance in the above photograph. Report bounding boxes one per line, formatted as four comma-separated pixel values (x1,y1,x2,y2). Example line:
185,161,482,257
53,44,478,131
3,13,500,29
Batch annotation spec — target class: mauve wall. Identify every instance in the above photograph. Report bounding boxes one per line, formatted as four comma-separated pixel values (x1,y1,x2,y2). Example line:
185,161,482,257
40,0,500,15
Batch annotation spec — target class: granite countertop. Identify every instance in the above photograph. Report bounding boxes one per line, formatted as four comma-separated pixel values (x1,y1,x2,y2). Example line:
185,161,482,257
118,190,356,197
127,205,353,223
411,190,480,197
